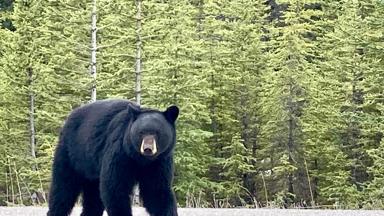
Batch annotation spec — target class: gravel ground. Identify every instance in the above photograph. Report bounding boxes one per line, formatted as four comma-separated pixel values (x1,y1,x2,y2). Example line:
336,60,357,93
0,207,383,216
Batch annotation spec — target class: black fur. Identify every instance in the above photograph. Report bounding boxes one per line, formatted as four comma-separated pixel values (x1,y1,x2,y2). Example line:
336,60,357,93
47,99,179,216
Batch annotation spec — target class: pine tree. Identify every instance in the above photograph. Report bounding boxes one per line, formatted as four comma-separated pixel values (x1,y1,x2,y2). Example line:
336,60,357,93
260,0,322,206
360,0,384,208
0,0,383,208
96,0,136,99
0,0,91,204
315,1,379,207
0,0,15,31
297,0,358,207
138,0,214,206
181,0,270,207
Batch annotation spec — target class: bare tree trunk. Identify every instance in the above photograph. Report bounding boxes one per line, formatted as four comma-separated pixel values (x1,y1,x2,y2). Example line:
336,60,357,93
27,67,47,204
135,0,142,106
261,171,269,207
8,158,15,204
5,171,9,203
288,116,294,197
313,159,318,201
304,158,314,206
132,0,142,205
287,82,295,206
13,162,23,205
239,76,257,204
90,0,97,102
27,67,36,160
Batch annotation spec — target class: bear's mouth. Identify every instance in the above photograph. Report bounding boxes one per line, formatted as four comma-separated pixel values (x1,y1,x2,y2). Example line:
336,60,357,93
140,135,157,156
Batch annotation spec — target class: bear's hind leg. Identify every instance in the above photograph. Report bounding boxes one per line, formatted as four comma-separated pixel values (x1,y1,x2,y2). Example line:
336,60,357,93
47,146,83,216
81,180,104,216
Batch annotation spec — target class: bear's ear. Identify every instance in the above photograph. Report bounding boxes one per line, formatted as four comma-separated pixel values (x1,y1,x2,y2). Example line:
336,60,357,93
164,105,179,124
128,103,141,118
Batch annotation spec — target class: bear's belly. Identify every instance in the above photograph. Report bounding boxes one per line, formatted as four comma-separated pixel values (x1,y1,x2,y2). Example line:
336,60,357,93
67,144,104,180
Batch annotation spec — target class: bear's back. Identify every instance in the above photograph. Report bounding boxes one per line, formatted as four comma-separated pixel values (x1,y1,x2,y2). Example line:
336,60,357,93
61,99,137,179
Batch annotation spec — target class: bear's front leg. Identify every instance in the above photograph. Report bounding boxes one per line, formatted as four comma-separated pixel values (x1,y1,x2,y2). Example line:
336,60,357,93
139,156,178,216
100,151,136,216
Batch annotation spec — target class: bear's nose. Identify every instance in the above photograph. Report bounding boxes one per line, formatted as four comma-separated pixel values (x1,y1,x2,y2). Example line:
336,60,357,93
143,148,153,155
140,135,157,156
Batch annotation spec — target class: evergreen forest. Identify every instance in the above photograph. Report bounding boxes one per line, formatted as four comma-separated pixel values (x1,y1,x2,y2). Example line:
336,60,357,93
0,0,383,209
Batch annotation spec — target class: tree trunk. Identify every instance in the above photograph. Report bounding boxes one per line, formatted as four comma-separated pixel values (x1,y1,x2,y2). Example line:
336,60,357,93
239,76,257,204
90,0,97,102
313,159,318,201
287,82,295,206
135,0,142,106
8,158,15,204
304,158,314,206
133,0,143,205
27,67,36,160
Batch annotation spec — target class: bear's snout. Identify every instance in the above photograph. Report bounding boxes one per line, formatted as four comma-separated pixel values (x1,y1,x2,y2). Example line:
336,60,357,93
140,135,157,156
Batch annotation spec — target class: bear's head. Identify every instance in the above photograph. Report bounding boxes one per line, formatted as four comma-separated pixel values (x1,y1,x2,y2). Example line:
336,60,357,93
127,105,179,160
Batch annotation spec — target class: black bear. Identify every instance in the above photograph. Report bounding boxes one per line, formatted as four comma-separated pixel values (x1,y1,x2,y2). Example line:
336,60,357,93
47,99,179,216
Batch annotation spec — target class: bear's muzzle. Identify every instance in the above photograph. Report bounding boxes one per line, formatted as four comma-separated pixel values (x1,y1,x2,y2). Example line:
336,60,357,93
140,135,157,156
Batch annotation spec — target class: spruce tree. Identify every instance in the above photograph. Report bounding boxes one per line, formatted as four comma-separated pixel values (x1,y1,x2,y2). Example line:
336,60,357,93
139,0,214,206
260,0,321,206
0,0,91,204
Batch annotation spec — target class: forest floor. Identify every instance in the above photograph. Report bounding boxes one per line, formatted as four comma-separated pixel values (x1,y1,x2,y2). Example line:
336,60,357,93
0,207,383,216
